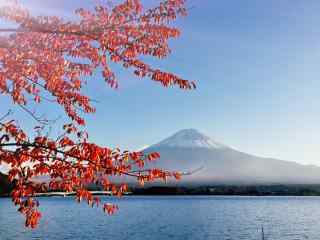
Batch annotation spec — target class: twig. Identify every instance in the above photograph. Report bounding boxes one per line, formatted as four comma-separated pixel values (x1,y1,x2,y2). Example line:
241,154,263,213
0,110,12,121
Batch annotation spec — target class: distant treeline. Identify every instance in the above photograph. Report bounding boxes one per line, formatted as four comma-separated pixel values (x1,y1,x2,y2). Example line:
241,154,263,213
130,185,320,196
0,172,14,197
3,173,320,197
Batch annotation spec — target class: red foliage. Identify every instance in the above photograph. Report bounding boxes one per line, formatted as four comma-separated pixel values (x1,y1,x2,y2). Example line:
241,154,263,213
0,0,194,228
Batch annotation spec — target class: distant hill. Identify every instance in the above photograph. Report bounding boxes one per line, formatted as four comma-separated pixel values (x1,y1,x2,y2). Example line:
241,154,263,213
0,172,13,196
143,129,320,185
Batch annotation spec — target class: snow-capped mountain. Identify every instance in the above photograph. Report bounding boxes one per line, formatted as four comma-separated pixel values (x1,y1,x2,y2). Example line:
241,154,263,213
153,129,227,149
143,129,320,185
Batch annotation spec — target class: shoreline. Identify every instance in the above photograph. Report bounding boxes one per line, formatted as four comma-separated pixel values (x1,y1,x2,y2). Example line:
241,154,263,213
34,191,132,197
2,194,320,199
3,185,320,197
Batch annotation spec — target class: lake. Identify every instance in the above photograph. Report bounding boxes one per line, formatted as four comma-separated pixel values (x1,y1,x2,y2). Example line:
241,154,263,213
0,196,319,240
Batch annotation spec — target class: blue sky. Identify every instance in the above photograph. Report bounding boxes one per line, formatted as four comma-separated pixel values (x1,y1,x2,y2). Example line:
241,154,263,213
2,0,320,166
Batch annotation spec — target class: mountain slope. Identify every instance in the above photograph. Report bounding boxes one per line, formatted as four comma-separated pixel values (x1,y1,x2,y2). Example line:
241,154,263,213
143,129,320,185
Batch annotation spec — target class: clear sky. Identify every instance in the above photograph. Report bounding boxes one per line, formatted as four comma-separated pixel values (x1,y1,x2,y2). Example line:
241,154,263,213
2,0,320,166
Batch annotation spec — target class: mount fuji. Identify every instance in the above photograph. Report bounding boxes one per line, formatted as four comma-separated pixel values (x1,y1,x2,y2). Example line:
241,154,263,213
143,129,320,185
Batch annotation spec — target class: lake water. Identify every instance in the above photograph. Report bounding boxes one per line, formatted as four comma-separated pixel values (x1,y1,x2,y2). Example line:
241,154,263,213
0,196,319,240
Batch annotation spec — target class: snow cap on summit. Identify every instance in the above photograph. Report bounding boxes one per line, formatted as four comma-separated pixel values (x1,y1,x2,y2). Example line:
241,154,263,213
153,129,228,149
